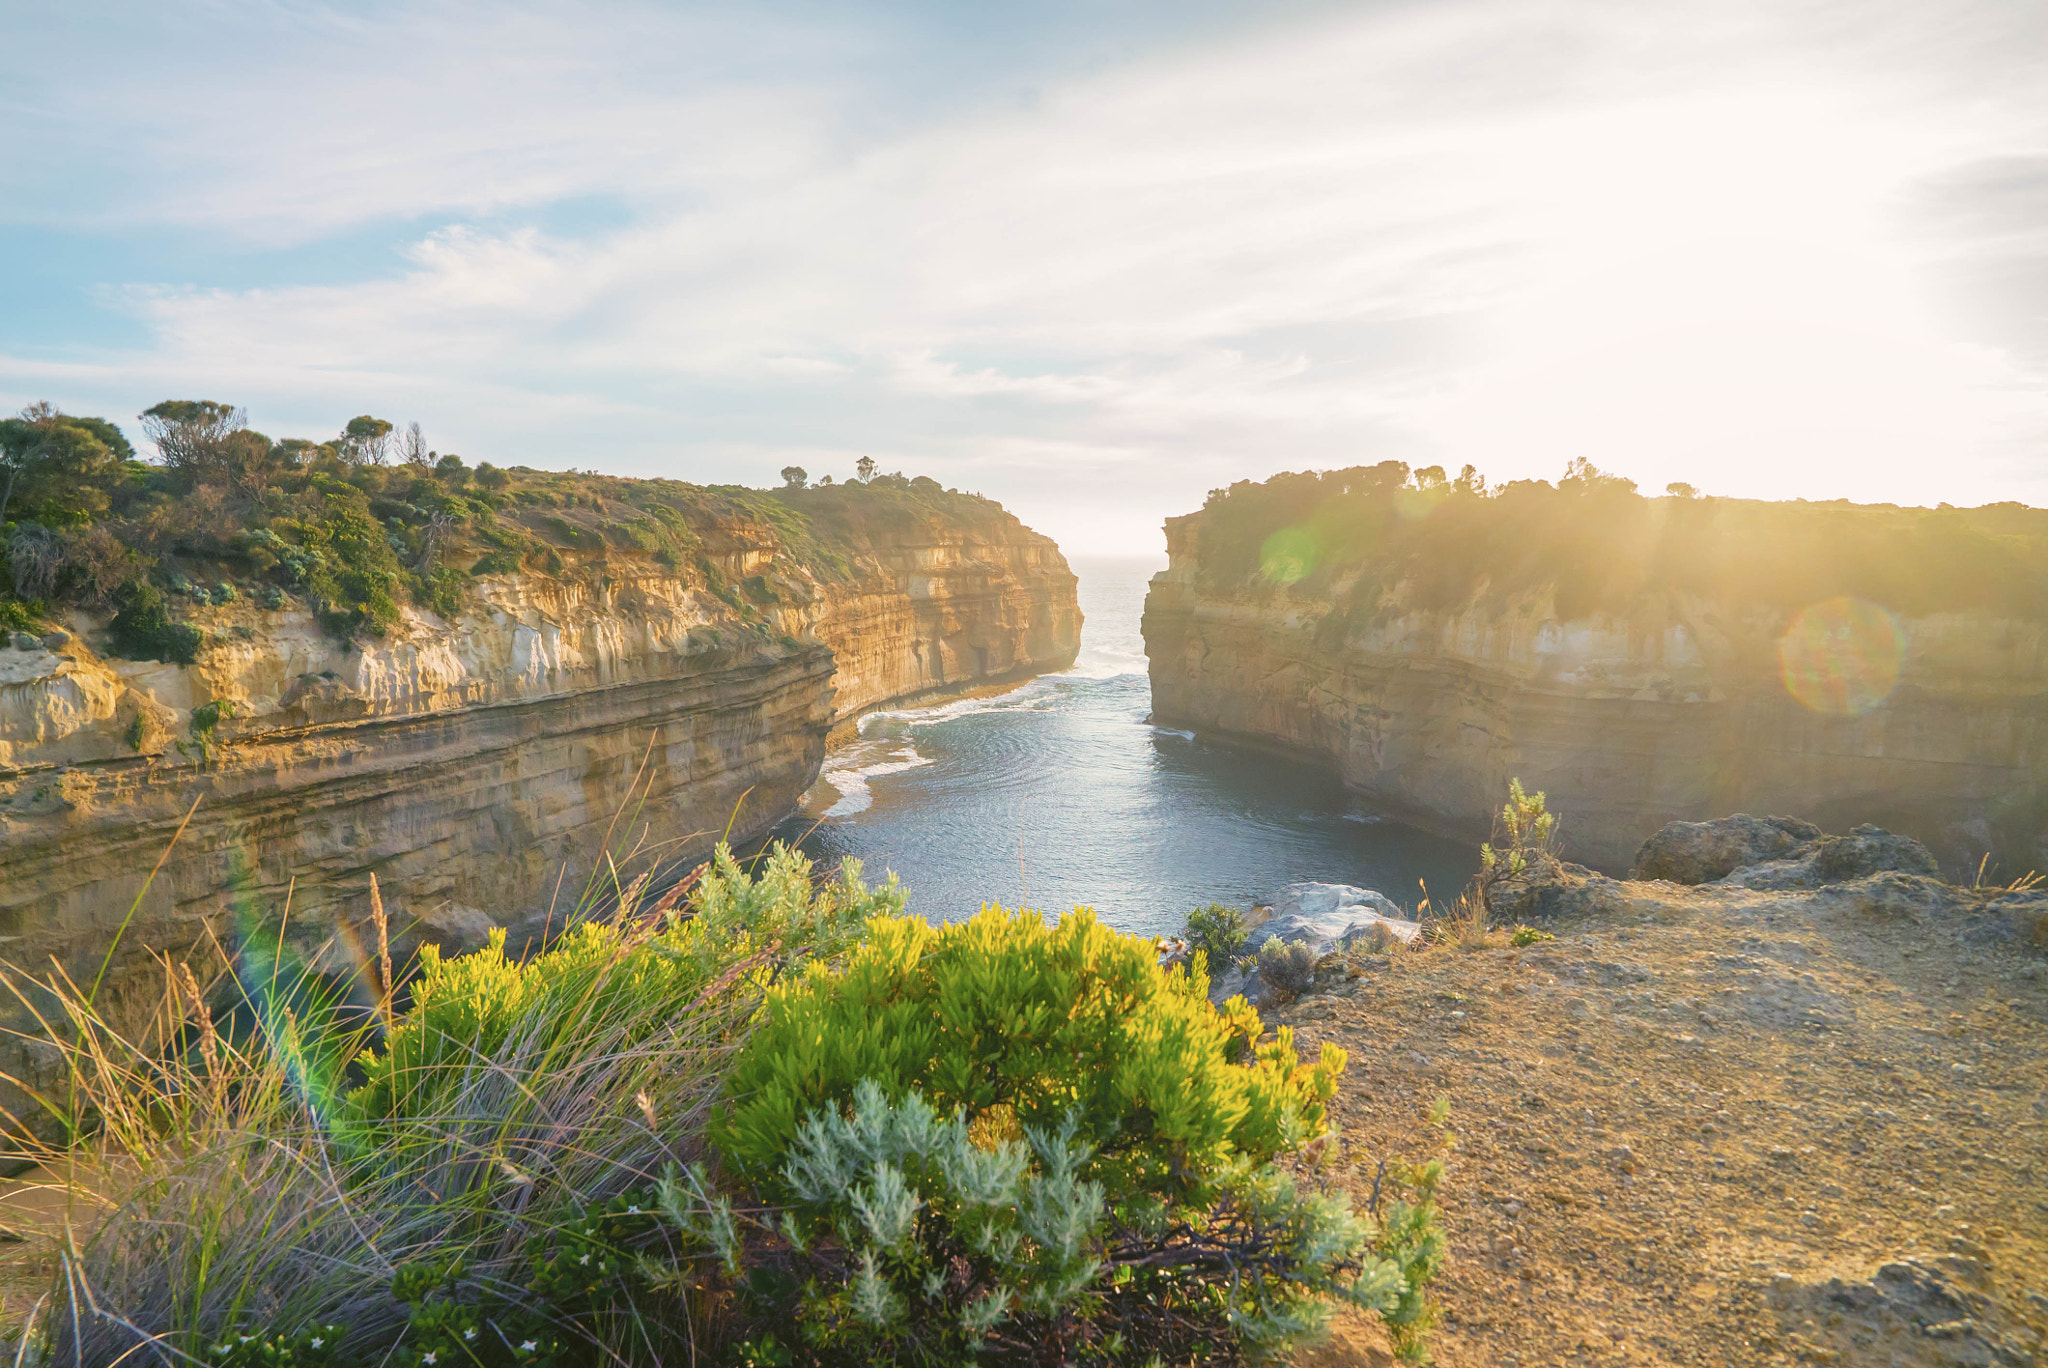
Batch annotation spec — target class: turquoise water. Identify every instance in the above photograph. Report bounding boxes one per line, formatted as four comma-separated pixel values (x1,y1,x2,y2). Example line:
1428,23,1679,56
772,557,1474,940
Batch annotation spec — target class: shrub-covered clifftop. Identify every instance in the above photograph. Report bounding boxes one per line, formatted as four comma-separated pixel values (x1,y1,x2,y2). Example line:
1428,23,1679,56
1,398,1046,653
1179,459,2048,620
1144,461,2048,874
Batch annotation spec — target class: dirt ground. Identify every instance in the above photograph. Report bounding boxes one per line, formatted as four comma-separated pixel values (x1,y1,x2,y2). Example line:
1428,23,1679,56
1276,871,2048,1367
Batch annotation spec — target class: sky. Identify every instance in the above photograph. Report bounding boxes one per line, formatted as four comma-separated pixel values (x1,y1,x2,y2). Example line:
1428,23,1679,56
3,0,2045,555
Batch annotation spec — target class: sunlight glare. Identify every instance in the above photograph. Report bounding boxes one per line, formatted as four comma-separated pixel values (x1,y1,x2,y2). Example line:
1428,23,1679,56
1408,88,2022,500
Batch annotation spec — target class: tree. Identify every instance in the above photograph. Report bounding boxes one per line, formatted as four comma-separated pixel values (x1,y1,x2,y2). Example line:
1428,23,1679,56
271,439,323,470
57,415,134,464
1665,481,1699,499
1,405,122,524
435,453,468,485
779,465,807,489
140,400,244,482
399,421,429,468
854,455,876,482
1558,456,1637,497
337,415,394,465
473,462,510,491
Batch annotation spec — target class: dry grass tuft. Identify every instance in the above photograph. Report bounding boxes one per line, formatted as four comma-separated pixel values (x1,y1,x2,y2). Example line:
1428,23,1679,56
0,836,876,1367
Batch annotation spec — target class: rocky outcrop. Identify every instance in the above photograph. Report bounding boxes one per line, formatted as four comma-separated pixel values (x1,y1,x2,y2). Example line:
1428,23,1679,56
1631,815,1827,885
0,498,1077,1112
1143,504,2048,876
1209,882,1421,1006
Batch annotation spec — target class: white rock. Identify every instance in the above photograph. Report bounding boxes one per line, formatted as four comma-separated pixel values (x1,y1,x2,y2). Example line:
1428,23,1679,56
1246,882,1422,956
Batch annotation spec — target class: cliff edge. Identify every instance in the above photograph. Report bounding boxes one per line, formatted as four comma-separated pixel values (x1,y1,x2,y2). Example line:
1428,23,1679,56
1269,816,2048,1367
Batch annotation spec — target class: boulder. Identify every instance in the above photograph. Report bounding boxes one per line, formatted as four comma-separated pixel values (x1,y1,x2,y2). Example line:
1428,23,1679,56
1206,882,1418,1006
1815,824,1941,882
1490,861,1625,921
1631,815,1824,885
1246,882,1421,956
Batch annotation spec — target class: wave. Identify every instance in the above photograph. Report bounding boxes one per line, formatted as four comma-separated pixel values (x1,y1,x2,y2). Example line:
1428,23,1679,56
819,743,932,816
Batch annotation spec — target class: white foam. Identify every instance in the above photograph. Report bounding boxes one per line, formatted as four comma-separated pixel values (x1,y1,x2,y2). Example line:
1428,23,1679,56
1064,645,1148,680
857,679,1058,735
820,744,932,816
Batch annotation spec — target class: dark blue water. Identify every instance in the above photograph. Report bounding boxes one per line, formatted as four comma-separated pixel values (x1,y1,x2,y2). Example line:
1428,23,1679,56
772,556,1474,940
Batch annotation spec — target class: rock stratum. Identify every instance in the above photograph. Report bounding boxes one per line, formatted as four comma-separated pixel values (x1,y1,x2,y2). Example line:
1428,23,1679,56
1143,465,2048,876
0,484,1077,1099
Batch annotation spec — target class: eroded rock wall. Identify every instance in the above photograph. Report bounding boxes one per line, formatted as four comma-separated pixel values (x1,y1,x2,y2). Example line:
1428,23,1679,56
1143,513,2048,876
0,507,1077,1093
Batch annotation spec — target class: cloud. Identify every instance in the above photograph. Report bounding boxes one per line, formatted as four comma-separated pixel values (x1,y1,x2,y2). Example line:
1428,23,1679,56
4,0,2046,552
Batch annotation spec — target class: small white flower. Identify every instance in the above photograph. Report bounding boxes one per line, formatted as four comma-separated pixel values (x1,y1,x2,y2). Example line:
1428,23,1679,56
423,1353,437,1365
463,1329,478,1341
239,1337,253,1344
310,1338,323,1349
578,1252,591,1265
627,1205,640,1214
520,1342,539,1354
584,1227,595,1236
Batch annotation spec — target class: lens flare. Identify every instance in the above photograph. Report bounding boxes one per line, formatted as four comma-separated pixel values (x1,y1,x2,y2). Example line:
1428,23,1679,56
1778,596,1905,716
1260,525,1319,584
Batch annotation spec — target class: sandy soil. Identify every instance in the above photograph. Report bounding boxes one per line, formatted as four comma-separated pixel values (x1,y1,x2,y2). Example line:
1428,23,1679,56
1275,873,2048,1367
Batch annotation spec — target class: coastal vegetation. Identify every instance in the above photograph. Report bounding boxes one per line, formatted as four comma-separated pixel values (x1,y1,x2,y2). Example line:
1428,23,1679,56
0,841,1446,1367
1192,459,2048,621
0,399,995,653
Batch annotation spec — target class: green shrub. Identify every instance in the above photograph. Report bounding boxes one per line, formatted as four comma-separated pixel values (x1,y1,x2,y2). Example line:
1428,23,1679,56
348,843,890,1127
678,1079,1408,1365
705,906,1393,1363
1476,778,1557,915
1257,937,1320,996
0,594,44,634
188,698,238,764
716,905,1339,1212
1365,1099,1455,1363
1184,902,1250,970
388,1194,666,1368
468,550,523,577
419,566,465,617
195,1322,346,1368
108,580,204,664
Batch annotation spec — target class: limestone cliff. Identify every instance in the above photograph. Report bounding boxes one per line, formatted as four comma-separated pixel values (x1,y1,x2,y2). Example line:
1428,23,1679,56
0,492,1076,1087
1143,468,2048,876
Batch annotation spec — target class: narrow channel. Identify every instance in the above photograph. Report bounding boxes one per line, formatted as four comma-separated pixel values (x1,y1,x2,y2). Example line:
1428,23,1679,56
774,556,1476,938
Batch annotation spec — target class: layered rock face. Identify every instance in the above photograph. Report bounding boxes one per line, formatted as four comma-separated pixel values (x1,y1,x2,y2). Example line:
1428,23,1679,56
0,503,1076,1079
1144,502,2048,877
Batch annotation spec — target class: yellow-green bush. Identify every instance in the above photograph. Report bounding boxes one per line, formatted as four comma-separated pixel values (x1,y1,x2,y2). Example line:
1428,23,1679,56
348,842,892,1125
716,904,1344,1212
699,907,1416,1365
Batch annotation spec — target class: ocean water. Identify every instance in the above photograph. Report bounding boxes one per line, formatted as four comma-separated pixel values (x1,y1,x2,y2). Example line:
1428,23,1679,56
771,556,1474,940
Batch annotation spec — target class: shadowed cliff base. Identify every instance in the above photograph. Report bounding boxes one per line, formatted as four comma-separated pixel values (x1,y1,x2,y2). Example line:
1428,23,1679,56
1142,461,2048,877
